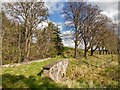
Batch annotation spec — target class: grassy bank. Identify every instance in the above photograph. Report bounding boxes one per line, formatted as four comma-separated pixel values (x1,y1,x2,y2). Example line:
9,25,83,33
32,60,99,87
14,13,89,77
2,56,67,88
65,54,118,88
1,54,119,88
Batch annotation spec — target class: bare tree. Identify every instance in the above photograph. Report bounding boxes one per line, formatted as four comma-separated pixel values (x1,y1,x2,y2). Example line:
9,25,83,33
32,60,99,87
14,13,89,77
79,4,103,58
3,2,48,61
63,2,86,58
2,12,20,63
87,14,111,56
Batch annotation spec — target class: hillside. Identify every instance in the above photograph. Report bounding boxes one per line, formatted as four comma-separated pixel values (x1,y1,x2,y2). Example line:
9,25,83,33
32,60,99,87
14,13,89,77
2,1,120,89
1,54,119,88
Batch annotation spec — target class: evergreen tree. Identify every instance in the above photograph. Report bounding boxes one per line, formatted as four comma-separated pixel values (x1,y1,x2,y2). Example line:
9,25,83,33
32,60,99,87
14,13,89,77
45,22,64,57
52,25,64,56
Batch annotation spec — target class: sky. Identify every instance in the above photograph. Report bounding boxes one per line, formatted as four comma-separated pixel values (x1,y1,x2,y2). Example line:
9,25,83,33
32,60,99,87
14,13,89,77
42,0,119,48
0,0,120,48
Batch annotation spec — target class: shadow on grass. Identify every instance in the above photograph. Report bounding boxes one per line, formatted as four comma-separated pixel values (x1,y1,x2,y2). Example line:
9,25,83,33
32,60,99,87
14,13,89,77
2,73,67,89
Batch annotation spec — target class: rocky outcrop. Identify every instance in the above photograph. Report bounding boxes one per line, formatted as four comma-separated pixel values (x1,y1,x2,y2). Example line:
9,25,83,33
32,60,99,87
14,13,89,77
42,59,69,82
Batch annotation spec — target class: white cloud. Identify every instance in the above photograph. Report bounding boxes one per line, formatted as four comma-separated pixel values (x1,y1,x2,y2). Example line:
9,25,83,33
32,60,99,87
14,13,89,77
61,30,74,47
43,0,64,14
43,0,65,2
1,0,37,2
61,14,65,18
58,25,63,31
61,30,86,49
88,1,118,22
88,0,119,2
65,21,73,25
101,10,118,21
37,20,64,32
62,35,74,47
62,39,75,47
38,21,48,29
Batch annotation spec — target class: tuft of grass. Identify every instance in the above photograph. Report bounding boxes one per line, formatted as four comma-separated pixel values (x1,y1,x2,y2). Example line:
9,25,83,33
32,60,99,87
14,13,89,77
65,54,118,88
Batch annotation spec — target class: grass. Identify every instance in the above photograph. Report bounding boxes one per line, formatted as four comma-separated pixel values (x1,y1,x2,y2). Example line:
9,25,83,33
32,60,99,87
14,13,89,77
2,56,62,77
1,53,119,88
64,54,119,88
2,56,67,88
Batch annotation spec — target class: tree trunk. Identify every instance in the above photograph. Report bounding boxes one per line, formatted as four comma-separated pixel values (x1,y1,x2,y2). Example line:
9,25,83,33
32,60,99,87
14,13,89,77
105,50,108,54
24,25,31,61
26,36,31,60
99,50,101,55
74,40,77,58
108,51,110,54
84,50,87,58
18,29,22,62
74,30,78,58
25,37,29,61
84,45,87,58
99,47,101,55
90,46,98,56
91,49,94,56
17,24,24,62
102,47,104,54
